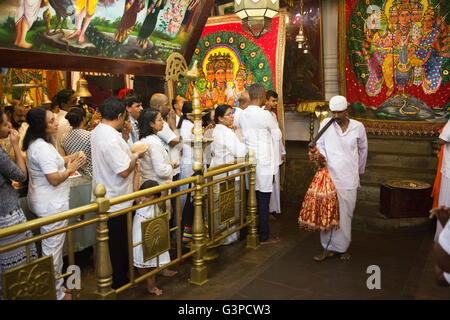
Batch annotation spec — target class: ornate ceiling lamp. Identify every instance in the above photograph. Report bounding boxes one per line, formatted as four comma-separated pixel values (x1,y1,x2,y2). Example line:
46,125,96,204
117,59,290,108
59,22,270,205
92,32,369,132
234,0,280,38
295,0,309,53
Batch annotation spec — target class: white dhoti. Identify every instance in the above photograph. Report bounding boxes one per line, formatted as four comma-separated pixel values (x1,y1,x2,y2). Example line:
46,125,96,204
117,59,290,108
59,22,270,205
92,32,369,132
15,0,41,27
435,175,450,241
179,163,194,212
269,168,281,214
35,201,69,301
320,188,357,253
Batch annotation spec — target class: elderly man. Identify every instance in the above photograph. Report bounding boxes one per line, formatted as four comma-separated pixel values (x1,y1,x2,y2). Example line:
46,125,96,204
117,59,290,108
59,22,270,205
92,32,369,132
150,93,181,234
239,84,282,245
312,95,368,261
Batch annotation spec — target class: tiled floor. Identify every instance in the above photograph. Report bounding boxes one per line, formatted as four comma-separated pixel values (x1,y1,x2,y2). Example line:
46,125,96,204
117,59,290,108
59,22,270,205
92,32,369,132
75,199,449,300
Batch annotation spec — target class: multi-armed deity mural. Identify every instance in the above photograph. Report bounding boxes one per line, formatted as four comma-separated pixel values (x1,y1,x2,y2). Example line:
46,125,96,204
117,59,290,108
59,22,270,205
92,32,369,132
176,15,286,112
342,0,449,122
0,0,204,62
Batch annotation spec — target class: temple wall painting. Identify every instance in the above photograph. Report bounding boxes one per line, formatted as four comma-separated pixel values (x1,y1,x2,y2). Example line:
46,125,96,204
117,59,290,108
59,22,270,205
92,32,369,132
0,0,206,64
175,13,287,113
339,0,449,124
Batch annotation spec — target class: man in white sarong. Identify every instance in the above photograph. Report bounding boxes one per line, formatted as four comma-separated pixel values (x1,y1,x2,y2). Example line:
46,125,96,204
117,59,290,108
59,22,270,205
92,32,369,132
263,90,286,219
313,95,368,261
435,121,450,240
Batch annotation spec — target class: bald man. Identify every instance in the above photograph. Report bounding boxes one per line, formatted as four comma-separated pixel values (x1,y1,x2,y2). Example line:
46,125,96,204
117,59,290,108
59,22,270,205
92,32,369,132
233,91,250,143
150,93,182,236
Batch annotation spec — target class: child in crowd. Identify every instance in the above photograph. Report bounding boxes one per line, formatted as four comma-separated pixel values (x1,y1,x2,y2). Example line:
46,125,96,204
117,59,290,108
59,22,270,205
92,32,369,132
132,167,177,295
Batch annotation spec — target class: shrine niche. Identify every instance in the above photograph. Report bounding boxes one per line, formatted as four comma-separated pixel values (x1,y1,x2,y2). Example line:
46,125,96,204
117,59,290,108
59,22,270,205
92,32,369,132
338,0,449,126
175,12,287,133
0,0,214,76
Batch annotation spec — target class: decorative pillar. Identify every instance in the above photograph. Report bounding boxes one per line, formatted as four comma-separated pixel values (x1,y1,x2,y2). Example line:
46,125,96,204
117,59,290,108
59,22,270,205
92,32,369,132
246,150,259,248
93,184,116,300
188,62,208,285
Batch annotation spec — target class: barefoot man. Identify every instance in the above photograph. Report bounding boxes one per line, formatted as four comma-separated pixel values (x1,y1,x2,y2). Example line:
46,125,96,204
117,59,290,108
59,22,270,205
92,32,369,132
312,95,368,261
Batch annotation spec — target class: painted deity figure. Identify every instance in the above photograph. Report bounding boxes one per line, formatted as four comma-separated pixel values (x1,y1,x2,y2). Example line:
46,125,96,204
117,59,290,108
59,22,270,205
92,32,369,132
137,0,167,50
114,0,146,43
211,53,234,106
231,65,248,109
15,0,42,48
381,3,423,96
155,0,188,37
415,9,444,94
67,0,99,44
185,70,211,110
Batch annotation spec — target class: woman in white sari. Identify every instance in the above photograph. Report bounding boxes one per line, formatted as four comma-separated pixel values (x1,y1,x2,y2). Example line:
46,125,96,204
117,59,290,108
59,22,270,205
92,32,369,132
210,104,247,245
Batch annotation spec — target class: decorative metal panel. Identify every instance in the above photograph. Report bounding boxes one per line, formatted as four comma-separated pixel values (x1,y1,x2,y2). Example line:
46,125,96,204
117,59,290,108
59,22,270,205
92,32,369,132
141,212,170,263
218,179,236,225
2,255,56,300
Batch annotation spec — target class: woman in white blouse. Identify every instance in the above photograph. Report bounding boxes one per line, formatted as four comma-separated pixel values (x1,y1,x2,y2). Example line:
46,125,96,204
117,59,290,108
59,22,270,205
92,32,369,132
210,104,247,245
23,107,85,300
137,108,177,186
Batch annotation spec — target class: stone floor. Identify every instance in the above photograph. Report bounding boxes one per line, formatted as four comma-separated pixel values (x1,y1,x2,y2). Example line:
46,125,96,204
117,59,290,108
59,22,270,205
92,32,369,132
73,195,449,300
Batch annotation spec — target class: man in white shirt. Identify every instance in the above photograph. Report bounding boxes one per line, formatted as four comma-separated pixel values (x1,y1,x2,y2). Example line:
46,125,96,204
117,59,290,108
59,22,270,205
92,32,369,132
263,90,286,219
172,95,186,127
150,93,181,233
313,95,368,261
91,96,146,289
124,95,143,144
435,121,450,240
233,91,250,143
51,89,77,156
239,84,282,245
429,206,450,286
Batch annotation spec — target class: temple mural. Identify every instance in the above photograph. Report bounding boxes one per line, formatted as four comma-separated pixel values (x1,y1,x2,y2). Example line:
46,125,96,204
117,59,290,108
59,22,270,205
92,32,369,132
343,0,449,121
0,0,203,62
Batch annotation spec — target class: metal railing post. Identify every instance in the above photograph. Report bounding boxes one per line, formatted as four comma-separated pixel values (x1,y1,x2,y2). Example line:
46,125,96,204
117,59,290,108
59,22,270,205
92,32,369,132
92,184,116,299
246,150,259,249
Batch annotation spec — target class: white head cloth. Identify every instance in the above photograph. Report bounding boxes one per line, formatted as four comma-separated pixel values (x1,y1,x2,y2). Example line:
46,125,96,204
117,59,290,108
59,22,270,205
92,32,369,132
329,95,348,112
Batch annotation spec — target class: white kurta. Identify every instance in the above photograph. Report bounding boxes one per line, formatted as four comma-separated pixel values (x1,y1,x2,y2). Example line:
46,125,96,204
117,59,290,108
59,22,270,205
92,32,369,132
138,134,173,186
26,138,70,300
210,124,247,244
91,123,133,212
438,220,450,284
157,121,181,177
239,105,282,193
179,120,194,210
436,122,450,240
263,108,286,214
53,110,71,156
316,117,368,253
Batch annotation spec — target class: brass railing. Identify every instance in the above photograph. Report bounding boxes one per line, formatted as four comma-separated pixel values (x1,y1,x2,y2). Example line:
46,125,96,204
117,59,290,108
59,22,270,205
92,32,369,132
0,150,259,300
